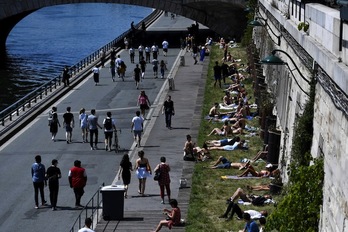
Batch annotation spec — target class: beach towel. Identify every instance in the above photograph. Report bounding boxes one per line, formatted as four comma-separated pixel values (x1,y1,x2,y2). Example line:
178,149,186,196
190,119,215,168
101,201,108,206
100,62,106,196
221,175,262,180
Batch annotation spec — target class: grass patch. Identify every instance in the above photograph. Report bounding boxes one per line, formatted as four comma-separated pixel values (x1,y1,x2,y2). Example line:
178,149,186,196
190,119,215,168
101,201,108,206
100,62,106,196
185,44,283,232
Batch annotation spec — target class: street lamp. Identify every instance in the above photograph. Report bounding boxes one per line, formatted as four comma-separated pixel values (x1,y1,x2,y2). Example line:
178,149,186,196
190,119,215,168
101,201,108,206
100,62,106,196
249,17,281,46
260,49,310,96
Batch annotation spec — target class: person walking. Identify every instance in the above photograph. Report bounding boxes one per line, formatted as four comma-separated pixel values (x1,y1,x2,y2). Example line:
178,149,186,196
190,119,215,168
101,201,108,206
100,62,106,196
48,106,57,126
115,55,122,78
151,43,159,59
99,49,105,68
87,109,102,150
137,90,151,119
152,58,159,78
110,59,116,82
192,43,198,65
139,56,146,79
154,156,171,204
162,39,169,56
162,95,175,129
138,44,144,62
160,60,167,79
118,153,133,198
31,155,47,209
46,159,61,211
119,61,127,81
145,45,151,63
79,108,88,143
134,151,152,196
102,111,116,152
131,110,144,147
78,218,95,232
133,64,141,89
68,160,87,208
63,106,74,144
92,66,99,85
129,47,135,63
49,109,60,141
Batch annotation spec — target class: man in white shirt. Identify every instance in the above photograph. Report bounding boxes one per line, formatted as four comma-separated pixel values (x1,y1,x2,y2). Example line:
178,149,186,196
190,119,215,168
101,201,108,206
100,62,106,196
151,43,159,59
78,218,95,232
131,111,144,147
162,40,169,56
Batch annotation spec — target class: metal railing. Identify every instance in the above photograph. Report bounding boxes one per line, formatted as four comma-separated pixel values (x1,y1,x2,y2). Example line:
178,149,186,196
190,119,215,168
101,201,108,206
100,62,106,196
69,183,104,232
0,9,162,133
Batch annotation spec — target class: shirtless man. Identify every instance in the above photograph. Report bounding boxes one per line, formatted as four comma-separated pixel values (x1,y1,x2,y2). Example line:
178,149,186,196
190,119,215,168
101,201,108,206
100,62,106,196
238,163,279,178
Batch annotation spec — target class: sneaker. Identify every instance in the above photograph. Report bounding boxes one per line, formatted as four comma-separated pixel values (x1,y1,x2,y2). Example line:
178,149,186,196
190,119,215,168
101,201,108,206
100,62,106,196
161,200,165,204
91,147,94,150
35,206,39,209
105,145,108,151
52,207,56,211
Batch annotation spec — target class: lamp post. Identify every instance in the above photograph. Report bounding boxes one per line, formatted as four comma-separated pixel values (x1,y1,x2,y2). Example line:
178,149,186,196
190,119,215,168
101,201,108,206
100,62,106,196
260,49,310,96
249,17,281,46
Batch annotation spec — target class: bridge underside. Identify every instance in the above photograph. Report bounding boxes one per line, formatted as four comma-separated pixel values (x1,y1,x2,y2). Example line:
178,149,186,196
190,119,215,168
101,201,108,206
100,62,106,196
0,1,247,53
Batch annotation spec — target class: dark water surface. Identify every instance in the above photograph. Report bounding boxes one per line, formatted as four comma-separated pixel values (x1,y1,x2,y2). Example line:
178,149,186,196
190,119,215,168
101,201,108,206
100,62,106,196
0,3,152,111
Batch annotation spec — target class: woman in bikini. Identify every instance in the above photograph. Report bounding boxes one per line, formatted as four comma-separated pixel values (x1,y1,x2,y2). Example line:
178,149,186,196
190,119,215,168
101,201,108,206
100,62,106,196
134,151,152,196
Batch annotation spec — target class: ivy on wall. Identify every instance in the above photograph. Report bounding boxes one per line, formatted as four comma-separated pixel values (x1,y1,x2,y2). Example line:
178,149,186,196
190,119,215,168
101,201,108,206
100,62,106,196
265,78,324,231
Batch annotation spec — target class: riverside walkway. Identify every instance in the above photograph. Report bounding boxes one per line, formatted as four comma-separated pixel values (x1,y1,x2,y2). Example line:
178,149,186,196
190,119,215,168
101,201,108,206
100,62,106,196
0,13,209,232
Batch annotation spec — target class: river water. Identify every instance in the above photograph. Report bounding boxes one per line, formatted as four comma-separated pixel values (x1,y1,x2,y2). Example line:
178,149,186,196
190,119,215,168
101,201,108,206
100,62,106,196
0,3,152,111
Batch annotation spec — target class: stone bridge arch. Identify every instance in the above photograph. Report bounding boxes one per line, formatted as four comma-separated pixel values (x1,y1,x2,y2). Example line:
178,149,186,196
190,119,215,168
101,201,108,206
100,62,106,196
0,0,247,52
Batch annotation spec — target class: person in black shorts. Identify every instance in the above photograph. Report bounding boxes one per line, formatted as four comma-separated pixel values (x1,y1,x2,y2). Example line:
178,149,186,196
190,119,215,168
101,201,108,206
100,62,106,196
63,106,74,143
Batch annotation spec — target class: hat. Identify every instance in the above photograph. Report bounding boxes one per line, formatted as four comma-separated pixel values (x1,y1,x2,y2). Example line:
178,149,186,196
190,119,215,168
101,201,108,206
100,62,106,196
265,164,273,168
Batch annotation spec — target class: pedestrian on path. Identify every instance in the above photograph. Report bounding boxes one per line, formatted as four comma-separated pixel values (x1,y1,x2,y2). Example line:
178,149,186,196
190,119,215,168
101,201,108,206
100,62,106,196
140,56,146,79
133,64,141,89
79,108,88,143
119,61,127,81
138,44,144,62
110,59,116,82
78,218,94,232
152,58,159,78
99,49,105,68
129,47,135,63
154,156,171,204
87,109,102,150
162,95,175,129
68,160,87,208
116,55,123,78
137,90,151,119
31,155,47,209
131,111,144,147
160,60,167,79
92,66,99,85
48,106,57,126
102,111,116,152
134,151,152,196
63,106,74,144
145,45,151,63
49,110,60,141
46,159,61,211
192,43,198,65
151,43,159,59
118,153,133,198
162,39,169,56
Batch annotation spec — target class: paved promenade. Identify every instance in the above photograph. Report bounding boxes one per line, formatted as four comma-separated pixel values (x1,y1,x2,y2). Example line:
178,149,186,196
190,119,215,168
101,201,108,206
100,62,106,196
0,14,209,232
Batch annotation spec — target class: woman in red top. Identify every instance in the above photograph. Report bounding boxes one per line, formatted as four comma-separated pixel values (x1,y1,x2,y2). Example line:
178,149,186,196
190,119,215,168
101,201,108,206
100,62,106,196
152,199,181,232
154,156,171,204
137,90,151,119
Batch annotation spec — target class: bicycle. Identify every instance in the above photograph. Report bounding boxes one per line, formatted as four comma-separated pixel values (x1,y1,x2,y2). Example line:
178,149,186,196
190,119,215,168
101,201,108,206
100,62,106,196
113,129,121,153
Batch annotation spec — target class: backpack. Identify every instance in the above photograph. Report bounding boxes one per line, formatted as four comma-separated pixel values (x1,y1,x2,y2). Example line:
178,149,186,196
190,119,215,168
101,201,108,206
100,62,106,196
104,118,112,130
252,196,267,206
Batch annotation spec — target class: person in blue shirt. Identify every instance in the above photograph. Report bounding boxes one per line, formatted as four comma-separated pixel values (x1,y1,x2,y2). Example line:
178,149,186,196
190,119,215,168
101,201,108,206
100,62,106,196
31,155,47,209
239,212,259,232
